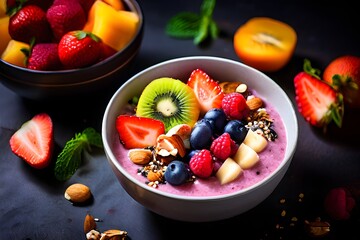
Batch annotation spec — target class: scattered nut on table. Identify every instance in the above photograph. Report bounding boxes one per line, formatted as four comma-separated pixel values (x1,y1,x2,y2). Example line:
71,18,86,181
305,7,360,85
64,183,92,203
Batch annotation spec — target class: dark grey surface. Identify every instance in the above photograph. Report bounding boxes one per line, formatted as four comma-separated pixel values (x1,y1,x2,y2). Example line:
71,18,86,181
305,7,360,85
1,0,360,239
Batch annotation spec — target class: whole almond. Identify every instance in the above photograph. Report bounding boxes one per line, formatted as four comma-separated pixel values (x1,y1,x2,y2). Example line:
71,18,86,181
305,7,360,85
128,148,153,165
246,97,263,110
64,183,92,203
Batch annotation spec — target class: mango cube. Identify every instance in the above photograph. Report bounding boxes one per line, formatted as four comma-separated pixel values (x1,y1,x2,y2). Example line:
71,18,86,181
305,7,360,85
0,16,11,55
1,40,29,67
102,0,125,10
84,0,139,51
0,0,6,18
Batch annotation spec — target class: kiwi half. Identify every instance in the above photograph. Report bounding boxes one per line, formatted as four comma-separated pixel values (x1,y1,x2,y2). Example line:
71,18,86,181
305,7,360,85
136,77,200,132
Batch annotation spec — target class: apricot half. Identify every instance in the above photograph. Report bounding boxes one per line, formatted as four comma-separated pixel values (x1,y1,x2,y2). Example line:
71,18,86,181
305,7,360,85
233,17,297,72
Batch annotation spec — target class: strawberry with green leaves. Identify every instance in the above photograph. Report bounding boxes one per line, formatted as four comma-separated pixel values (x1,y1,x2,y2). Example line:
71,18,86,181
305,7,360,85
58,30,102,69
294,59,344,131
187,68,224,115
9,113,54,169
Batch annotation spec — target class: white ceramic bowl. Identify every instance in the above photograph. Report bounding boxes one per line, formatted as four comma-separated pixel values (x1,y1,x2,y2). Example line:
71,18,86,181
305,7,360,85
102,56,298,222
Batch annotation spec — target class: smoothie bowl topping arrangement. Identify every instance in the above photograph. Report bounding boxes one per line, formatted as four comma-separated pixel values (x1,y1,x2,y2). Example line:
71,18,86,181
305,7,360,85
102,56,298,222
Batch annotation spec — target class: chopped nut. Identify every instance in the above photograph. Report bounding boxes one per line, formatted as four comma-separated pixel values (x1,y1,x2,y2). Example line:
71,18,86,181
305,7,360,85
147,170,163,182
128,148,153,165
219,81,242,94
86,229,102,240
103,229,128,240
64,183,92,203
156,134,186,158
236,83,247,93
246,97,263,110
305,217,330,237
84,214,97,234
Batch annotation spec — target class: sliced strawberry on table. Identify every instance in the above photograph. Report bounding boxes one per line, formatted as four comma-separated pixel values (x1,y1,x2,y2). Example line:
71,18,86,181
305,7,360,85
187,69,224,115
9,113,54,169
116,115,166,149
294,60,344,131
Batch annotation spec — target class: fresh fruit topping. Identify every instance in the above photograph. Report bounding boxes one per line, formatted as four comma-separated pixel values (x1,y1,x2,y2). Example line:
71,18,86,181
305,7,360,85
9,113,54,169
0,16,11,54
221,92,249,120
27,42,62,70
210,133,237,161
58,30,101,69
233,17,297,72
136,77,200,132
243,129,268,153
223,119,248,144
323,55,360,109
294,60,344,130
215,157,243,185
116,115,166,149
232,143,260,169
164,160,191,186
46,0,86,41
8,4,52,43
187,69,224,115
54,127,103,181
189,149,214,178
323,187,356,221
203,108,227,134
189,119,213,150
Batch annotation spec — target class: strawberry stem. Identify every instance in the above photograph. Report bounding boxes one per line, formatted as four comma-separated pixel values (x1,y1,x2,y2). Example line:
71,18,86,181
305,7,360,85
303,58,321,79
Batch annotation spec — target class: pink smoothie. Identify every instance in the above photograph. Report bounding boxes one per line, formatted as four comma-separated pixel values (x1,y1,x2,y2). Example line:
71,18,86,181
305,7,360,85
112,101,287,197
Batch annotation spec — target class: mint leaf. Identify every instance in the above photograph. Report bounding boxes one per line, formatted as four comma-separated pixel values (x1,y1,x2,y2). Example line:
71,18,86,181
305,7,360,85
165,0,218,45
165,12,201,38
54,127,103,181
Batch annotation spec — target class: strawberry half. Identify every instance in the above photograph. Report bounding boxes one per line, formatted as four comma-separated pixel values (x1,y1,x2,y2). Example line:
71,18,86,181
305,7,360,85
294,70,344,130
116,115,165,149
187,69,224,115
9,113,54,169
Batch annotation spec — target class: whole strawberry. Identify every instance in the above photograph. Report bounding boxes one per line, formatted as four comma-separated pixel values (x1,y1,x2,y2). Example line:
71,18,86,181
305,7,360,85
323,55,360,109
27,43,62,70
189,149,214,178
46,0,86,41
58,30,101,69
8,4,52,43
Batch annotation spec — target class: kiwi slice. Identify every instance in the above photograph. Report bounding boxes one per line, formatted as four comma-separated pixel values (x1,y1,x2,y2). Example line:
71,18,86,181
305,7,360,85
136,77,200,132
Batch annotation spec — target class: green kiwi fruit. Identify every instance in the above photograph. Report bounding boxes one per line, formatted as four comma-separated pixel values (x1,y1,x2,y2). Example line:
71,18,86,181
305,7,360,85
136,77,200,132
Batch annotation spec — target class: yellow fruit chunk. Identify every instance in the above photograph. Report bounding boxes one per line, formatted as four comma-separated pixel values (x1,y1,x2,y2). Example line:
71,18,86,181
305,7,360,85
1,40,29,67
84,0,139,51
102,0,125,10
234,17,297,72
0,16,11,55
0,0,6,18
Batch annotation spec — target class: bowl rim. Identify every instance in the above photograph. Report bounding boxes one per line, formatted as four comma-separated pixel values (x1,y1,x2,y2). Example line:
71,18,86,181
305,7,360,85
0,0,144,77
102,55,299,201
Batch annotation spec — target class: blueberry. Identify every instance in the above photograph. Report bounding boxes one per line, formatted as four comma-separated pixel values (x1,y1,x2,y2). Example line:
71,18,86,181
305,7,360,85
183,149,200,163
224,120,248,143
190,120,213,149
164,160,190,186
203,108,227,133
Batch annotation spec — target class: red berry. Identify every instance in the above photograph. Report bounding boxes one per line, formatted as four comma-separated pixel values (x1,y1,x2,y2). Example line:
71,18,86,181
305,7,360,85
27,43,62,70
189,149,214,178
222,92,249,120
324,187,356,220
210,133,238,161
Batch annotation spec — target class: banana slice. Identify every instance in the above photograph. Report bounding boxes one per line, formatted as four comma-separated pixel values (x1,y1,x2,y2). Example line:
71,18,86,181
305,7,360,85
216,158,243,185
243,129,268,153
233,143,259,169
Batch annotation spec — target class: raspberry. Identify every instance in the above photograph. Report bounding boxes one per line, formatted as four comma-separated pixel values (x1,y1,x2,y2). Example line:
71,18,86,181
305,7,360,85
222,92,249,120
189,149,214,178
210,133,238,161
324,187,356,220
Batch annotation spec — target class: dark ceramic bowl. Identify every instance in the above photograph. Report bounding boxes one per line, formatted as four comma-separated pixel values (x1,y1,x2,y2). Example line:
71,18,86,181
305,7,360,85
0,0,144,100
